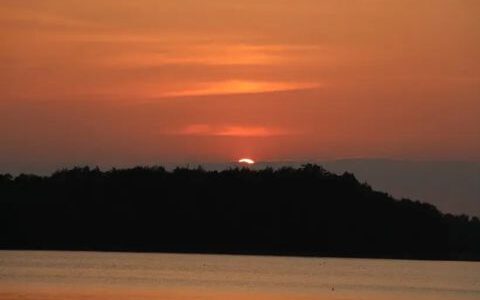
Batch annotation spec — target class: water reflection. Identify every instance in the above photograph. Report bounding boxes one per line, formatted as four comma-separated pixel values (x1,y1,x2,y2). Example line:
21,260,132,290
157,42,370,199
0,251,479,300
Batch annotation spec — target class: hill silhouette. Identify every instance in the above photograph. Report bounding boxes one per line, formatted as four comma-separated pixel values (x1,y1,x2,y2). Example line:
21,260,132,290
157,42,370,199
0,165,479,260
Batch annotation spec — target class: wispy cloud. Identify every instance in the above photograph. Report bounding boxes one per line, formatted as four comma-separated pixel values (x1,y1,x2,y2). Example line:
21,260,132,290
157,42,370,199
103,44,330,68
174,124,295,137
0,6,96,30
162,80,321,97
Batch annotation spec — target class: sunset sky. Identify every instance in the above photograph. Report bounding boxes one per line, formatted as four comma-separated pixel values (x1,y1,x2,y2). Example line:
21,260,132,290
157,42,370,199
1,0,479,173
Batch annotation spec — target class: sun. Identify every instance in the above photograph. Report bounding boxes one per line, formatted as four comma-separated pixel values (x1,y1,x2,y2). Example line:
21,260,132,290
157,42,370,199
238,158,255,165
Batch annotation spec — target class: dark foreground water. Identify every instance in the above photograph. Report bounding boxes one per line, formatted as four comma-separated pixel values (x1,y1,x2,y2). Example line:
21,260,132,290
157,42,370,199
0,251,479,300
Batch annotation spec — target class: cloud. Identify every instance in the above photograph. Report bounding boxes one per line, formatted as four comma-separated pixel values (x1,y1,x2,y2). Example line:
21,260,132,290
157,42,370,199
0,6,95,30
104,44,279,67
103,44,331,68
174,124,295,137
162,80,321,97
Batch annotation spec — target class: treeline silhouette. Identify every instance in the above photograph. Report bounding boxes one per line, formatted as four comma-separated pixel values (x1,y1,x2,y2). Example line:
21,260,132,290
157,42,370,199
0,165,479,261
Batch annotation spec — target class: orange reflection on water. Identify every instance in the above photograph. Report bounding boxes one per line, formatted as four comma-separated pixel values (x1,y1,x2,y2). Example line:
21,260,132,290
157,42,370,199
1,285,476,300
0,285,328,300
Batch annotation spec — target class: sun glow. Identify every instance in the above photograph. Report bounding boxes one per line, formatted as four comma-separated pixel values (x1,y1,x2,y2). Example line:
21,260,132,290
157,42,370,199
238,158,255,165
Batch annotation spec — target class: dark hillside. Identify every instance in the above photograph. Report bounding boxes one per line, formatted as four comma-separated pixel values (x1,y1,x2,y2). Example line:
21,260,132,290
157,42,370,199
1,165,479,260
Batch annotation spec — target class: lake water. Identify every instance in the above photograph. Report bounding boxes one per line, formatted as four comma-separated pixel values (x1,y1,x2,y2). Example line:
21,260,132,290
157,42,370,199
0,251,479,300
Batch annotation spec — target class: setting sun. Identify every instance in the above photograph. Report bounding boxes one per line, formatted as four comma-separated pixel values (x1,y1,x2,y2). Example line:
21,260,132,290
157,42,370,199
238,158,255,165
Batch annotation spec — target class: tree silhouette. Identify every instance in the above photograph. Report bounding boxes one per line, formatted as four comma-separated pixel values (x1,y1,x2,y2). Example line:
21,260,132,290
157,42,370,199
0,165,479,260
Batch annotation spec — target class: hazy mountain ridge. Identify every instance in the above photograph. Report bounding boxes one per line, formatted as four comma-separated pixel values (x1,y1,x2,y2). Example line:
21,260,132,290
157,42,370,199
321,159,480,217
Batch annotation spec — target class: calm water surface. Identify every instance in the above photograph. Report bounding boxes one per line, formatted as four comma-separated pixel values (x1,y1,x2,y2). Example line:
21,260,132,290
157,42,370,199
0,251,479,300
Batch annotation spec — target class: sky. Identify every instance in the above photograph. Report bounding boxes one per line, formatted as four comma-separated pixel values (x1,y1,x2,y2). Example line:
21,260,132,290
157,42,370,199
1,0,480,173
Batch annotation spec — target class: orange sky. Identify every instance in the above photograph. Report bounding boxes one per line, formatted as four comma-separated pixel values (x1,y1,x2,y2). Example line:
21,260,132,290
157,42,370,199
1,0,479,172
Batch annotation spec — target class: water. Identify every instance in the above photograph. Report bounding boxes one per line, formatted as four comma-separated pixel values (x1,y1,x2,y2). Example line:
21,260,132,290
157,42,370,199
0,251,479,300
